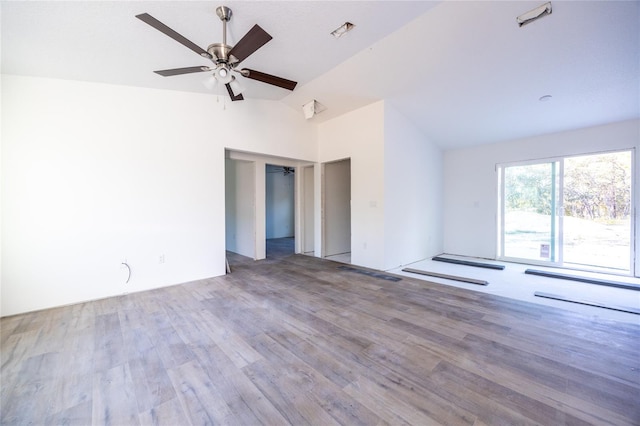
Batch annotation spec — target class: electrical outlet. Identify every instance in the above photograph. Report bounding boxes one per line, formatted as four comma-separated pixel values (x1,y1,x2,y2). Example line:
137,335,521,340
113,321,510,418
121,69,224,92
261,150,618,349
159,254,165,264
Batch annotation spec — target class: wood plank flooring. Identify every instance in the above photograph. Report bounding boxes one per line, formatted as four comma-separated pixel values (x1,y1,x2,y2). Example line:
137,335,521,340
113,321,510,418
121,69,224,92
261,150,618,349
2,248,639,425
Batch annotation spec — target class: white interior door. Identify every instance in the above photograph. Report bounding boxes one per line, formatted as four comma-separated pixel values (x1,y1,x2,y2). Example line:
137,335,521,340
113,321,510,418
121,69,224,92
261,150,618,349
323,159,351,257
303,166,315,254
225,158,256,258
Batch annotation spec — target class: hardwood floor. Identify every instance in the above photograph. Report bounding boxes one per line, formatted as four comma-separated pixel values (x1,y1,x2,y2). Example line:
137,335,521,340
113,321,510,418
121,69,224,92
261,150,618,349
2,249,639,425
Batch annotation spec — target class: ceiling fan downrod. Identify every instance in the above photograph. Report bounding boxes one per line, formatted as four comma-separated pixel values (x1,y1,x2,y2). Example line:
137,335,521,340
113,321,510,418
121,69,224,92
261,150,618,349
216,6,232,45
209,5,234,65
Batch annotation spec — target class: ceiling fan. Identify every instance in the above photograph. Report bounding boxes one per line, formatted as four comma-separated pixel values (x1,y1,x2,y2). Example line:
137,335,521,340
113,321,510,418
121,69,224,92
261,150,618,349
136,6,298,101
267,166,295,175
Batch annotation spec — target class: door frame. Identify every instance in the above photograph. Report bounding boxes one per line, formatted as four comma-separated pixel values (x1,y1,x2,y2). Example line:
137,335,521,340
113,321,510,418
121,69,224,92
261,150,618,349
225,149,315,260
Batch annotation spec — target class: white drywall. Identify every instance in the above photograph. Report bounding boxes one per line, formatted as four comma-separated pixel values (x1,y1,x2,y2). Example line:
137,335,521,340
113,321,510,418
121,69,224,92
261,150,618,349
443,119,640,276
225,159,255,258
317,100,447,271
383,104,443,270
265,165,295,239
318,102,386,269
1,75,316,316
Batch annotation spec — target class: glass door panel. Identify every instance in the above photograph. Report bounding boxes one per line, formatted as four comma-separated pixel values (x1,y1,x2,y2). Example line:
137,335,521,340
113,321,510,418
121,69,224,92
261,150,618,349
502,162,560,262
563,151,632,271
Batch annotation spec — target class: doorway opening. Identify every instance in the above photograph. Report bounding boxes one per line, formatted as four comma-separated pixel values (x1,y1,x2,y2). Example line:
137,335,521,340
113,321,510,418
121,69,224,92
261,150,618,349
323,158,351,264
266,164,295,259
498,149,634,275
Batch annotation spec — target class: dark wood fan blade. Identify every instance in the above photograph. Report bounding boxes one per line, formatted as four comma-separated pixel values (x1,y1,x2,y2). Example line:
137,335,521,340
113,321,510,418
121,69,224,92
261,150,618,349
228,25,272,64
136,13,212,59
154,66,210,77
242,69,297,91
225,83,244,101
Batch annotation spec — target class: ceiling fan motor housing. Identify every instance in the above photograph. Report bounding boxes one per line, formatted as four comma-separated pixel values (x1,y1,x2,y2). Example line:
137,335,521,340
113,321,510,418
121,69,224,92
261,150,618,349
207,43,238,65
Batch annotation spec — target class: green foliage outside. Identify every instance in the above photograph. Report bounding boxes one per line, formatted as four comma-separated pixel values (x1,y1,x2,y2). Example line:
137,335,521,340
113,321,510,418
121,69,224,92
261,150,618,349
505,163,554,215
564,152,631,220
504,152,631,221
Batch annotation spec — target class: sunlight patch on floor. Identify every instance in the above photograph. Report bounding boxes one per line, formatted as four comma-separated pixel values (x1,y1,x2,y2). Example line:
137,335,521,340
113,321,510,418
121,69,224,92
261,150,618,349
390,255,640,324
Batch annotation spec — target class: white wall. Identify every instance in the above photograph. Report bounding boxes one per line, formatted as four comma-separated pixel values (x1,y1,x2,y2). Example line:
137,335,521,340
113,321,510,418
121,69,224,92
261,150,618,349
443,119,640,274
1,75,316,316
383,104,443,270
317,101,446,271
9,75,632,317
318,102,385,269
265,165,294,239
225,159,255,258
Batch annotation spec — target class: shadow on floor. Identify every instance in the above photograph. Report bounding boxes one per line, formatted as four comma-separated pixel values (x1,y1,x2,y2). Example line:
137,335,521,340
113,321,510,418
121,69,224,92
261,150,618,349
226,237,295,270
266,237,294,259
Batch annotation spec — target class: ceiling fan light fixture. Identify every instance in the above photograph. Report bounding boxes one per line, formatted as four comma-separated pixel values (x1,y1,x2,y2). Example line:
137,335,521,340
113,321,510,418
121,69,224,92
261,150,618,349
203,75,217,90
214,65,233,84
331,22,355,38
229,77,245,95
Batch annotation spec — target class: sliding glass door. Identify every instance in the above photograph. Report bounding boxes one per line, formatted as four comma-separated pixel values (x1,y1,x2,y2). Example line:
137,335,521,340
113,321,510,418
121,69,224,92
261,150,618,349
498,150,634,274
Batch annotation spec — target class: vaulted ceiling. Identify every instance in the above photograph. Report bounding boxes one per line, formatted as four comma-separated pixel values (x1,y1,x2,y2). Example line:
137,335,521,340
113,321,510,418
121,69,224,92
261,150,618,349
2,1,638,148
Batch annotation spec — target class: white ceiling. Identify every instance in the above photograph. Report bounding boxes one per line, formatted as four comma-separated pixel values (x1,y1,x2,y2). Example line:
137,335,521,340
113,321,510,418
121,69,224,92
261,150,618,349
2,1,639,149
